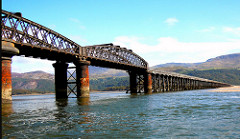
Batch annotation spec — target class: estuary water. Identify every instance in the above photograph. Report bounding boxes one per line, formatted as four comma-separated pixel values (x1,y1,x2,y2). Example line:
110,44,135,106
2,89,240,138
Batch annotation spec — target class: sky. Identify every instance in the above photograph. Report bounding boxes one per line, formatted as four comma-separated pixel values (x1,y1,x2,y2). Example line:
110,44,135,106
3,0,240,73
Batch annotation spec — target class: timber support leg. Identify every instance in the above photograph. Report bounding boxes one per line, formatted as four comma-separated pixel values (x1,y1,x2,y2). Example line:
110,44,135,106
129,71,137,94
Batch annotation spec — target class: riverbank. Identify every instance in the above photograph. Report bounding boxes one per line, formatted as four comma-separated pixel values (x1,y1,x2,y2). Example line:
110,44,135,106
210,86,240,92
12,86,240,96
13,92,55,96
12,91,125,96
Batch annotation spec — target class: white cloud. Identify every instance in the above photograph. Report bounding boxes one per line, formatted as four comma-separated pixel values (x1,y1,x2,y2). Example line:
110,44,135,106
12,57,55,73
78,25,86,30
223,27,240,36
69,18,80,23
113,36,240,66
69,18,86,30
198,27,215,32
164,18,179,26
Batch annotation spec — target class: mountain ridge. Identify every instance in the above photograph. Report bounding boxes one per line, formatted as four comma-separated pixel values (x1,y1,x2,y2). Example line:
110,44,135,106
153,53,240,70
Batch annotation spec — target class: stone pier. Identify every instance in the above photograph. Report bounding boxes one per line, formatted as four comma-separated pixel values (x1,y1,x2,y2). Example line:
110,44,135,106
53,62,69,99
144,73,152,94
75,60,90,97
1,39,19,103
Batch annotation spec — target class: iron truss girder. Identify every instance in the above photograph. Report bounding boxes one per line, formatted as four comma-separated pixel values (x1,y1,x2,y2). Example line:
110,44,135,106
2,10,148,70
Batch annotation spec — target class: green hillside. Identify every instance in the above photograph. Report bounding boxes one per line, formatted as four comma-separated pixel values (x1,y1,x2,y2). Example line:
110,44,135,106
153,53,240,69
12,78,55,95
197,53,240,69
90,77,129,91
12,76,129,95
180,69,240,85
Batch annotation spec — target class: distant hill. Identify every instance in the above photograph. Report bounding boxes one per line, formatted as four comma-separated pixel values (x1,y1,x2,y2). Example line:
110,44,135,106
196,53,240,69
12,70,54,80
12,78,55,94
153,53,240,70
152,63,200,68
89,66,128,77
179,69,240,85
152,53,240,85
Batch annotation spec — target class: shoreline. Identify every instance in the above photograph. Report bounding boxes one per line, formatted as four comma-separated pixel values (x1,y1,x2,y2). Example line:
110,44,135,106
210,86,240,92
12,90,126,96
13,93,55,96
13,86,240,96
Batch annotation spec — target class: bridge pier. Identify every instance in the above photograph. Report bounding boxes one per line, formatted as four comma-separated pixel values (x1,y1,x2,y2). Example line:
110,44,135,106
162,75,166,92
128,71,152,94
129,71,137,93
144,73,152,94
75,60,90,98
156,74,161,93
1,39,19,103
53,62,69,99
151,74,156,93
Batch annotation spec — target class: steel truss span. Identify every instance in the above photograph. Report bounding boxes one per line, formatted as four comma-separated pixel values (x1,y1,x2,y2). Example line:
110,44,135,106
1,10,148,69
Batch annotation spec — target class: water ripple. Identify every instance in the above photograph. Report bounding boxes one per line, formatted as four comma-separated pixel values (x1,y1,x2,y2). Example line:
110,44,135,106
2,91,240,138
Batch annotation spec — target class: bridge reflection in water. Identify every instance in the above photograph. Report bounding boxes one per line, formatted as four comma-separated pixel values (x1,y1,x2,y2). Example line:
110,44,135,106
1,10,230,103
54,97,92,129
2,103,14,117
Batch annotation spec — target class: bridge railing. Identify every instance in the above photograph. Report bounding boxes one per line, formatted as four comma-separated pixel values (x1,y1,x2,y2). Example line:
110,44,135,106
1,10,81,54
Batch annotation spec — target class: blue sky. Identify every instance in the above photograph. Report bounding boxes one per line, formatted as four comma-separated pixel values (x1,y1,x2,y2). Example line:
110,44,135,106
3,0,240,73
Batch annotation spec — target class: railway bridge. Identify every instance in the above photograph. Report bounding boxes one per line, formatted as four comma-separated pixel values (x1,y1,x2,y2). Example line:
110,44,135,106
1,10,230,103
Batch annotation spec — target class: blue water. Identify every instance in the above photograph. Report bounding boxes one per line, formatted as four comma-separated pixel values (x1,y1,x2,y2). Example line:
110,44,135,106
2,90,240,138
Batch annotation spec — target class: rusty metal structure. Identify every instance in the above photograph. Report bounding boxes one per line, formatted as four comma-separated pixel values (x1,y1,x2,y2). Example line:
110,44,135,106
1,10,147,70
1,10,230,102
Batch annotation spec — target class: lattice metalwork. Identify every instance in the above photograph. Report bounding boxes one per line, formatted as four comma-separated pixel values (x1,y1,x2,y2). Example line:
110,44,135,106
136,74,145,93
1,10,80,54
67,67,77,97
152,74,162,93
84,44,148,68
2,10,148,69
